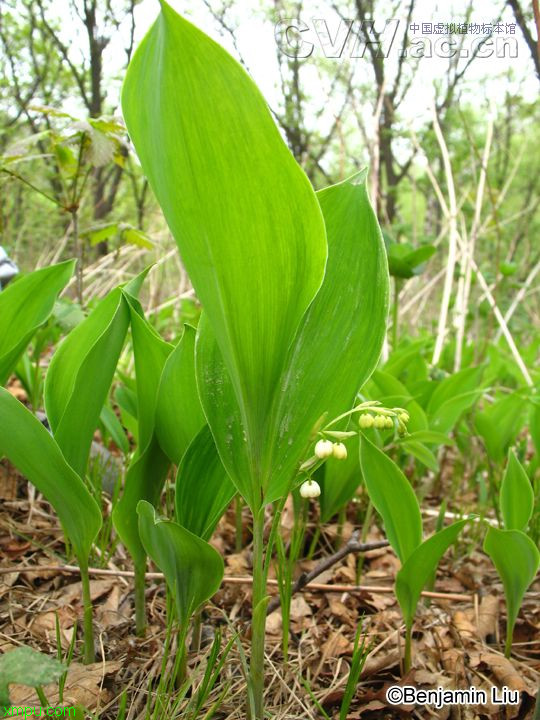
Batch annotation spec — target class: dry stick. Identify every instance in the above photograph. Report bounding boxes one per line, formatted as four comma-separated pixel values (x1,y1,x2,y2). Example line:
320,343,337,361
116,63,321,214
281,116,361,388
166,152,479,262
0,562,471,602
412,120,534,388
494,261,540,342
0,565,474,602
430,104,459,367
266,533,389,615
453,114,494,372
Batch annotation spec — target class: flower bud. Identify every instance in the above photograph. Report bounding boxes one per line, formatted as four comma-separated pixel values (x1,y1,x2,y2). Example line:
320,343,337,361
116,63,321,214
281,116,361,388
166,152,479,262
332,442,347,460
399,412,410,424
359,413,374,429
299,479,321,499
384,417,394,429
373,415,386,429
314,439,334,458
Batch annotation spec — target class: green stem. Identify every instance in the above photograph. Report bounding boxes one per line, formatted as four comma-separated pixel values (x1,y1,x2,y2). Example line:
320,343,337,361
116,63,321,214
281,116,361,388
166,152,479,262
190,609,202,654
249,506,267,720
35,686,49,707
356,501,373,584
403,623,412,674
80,563,95,664
235,495,244,552
307,526,321,560
174,624,188,688
504,622,513,659
134,561,147,637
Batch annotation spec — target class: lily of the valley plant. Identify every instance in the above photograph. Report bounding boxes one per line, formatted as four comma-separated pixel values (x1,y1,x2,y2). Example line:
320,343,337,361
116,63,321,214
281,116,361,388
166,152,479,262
121,2,388,717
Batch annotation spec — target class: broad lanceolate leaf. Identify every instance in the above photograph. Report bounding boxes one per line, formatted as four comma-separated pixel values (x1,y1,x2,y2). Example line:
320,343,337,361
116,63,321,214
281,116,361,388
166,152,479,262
197,174,389,507
398,439,439,472
0,388,101,563
175,425,236,541
44,288,130,478
113,301,173,569
484,527,539,645
155,325,206,465
395,521,467,629
359,434,422,563
475,393,527,464
0,260,74,385
126,297,173,450
114,437,171,570
262,175,389,503
500,450,534,532
137,501,224,628
427,366,484,433
122,1,327,508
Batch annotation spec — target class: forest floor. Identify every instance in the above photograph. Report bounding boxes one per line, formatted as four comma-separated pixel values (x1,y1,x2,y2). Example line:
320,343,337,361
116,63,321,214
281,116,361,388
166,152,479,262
0,389,539,719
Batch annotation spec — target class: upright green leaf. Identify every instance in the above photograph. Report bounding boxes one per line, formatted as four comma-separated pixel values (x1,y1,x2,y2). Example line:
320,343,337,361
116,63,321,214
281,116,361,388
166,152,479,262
197,174,389,506
126,298,173,449
155,325,205,465
475,393,527,463
137,501,224,628
114,437,171,570
427,366,484,433
359,434,422,563
175,425,236,541
0,261,74,385
0,388,101,563
500,451,534,532
395,521,467,628
484,527,539,653
122,1,327,509
113,302,173,569
263,176,389,502
44,288,130,478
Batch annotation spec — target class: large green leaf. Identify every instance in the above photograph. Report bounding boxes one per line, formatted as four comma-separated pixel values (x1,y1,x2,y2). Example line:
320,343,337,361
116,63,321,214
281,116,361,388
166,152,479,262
398,439,439,472
114,437,171,570
197,174,389,507
263,176,388,502
475,393,527,463
395,521,467,629
500,450,534,532
175,425,236,541
137,500,224,628
0,261,74,385
122,1,327,509
427,366,484,433
126,297,173,449
359,434,422,563
484,527,539,649
0,388,101,563
155,325,205,465
44,288,130,478
113,301,173,568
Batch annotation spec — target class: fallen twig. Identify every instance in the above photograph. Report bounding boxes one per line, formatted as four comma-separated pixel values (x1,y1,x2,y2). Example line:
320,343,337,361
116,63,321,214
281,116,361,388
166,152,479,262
266,533,389,614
